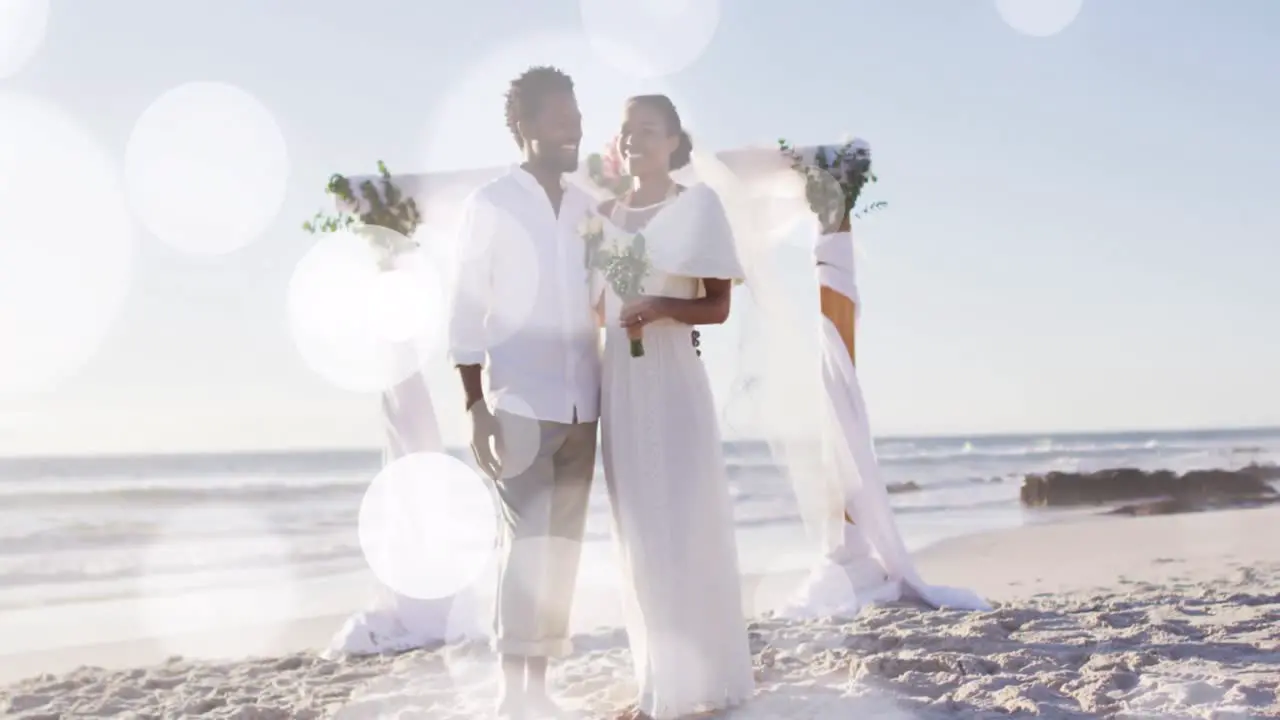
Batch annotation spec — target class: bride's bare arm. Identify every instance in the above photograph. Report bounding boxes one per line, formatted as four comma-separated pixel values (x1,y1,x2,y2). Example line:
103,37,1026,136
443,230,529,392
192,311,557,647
619,278,732,329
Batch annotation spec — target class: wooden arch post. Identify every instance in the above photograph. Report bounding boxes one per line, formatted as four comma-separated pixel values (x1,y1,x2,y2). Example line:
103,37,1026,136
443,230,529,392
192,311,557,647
820,216,856,366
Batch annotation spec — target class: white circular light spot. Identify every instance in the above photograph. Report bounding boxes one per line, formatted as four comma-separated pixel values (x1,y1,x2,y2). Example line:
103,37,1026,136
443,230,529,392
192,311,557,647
419,29,685,180
134,506,302,658
124,81,289,255
580,0,722,78
366,251,442,345
288,228,447,393
500,535,590,622
447,203,546,349
419,30,702,343
417,180,492,263
358,452,499,601
995,0,1084,37
709,145,823,249
0,92,136,395
490,393,544,481
441,564,495,643
0,0,49,78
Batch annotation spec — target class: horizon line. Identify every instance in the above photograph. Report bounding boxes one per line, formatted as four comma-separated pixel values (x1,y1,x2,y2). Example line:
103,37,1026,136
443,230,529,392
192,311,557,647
1,423,1277,462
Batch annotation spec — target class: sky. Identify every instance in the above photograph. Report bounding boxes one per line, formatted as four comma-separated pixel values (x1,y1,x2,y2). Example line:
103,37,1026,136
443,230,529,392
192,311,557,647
1,0,1278,455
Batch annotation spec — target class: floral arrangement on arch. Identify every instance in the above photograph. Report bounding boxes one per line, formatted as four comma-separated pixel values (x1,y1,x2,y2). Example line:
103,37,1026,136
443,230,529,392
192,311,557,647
583,138,631,197
777,137,886,233
302,160,422,269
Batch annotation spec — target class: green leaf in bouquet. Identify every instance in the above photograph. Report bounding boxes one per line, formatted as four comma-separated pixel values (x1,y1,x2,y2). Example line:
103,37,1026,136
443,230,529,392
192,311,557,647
302,162,421,241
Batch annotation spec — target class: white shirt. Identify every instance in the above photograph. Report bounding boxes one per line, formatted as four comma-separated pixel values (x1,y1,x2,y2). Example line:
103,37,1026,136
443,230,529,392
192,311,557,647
448,166,601,424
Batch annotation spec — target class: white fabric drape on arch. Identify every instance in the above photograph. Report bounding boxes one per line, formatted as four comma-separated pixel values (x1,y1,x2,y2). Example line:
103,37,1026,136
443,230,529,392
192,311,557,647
321,168,504,657
707,147,991,617
324,365,489,656
795,231,988,616
324,149,988,655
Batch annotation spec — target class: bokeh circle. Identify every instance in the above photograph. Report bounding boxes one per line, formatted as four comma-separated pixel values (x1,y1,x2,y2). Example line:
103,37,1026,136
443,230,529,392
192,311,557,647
124,81,289,255
995,0,1084,37
0,92,136,394
419,30,699,349
357,451,499,601
579,0,722,79
366,246,445,345
490,393,545,481
0,0,50,78
500,535,588,627
287,227,448,393
447,201,545,349
419,29,688,179
707,144,825,249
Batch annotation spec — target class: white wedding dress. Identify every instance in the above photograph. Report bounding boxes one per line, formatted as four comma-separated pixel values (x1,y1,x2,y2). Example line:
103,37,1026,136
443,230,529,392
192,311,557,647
594,184,755,719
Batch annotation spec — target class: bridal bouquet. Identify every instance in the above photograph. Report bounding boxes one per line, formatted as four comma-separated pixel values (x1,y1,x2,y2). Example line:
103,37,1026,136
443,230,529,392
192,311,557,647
777,138,886,233
584,228,651,358
584,139,631,197
303,160,422,269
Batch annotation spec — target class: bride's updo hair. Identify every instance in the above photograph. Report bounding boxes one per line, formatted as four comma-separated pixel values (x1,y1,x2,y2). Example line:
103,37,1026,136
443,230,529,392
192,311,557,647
627,94,694,170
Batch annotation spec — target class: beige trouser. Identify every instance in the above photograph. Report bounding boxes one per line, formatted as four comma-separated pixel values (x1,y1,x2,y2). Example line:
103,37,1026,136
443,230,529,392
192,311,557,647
490,410,597,658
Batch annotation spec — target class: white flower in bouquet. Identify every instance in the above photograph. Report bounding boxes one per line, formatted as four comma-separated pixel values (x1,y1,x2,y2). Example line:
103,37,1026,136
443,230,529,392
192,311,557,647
578,214,604,241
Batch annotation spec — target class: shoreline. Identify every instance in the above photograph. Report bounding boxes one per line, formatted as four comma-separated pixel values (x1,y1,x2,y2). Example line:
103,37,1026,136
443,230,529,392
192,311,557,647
0,501,1012,679
0,569,811,686
0,495,1031,685
5,503,1280,718
0,497,1258,686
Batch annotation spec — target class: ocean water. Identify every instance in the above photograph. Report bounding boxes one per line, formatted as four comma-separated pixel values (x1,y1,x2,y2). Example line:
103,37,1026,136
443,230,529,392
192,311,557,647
1,427,1278,654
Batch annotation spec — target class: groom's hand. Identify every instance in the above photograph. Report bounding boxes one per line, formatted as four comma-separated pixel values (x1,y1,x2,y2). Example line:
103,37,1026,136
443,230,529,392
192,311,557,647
468,403,503,480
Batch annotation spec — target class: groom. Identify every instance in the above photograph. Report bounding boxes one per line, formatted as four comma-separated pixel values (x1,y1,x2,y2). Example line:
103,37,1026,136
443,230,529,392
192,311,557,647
447,66,600,718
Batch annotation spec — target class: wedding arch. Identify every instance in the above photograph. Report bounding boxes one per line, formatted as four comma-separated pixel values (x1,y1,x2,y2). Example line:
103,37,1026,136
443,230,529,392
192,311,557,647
321,144,989,656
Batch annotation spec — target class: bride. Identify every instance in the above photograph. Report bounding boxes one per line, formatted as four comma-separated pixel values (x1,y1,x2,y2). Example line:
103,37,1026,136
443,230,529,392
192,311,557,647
591,94,754,719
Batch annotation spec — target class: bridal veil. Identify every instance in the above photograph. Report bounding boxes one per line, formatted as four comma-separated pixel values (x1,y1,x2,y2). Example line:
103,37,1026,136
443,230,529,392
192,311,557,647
682,150,991,617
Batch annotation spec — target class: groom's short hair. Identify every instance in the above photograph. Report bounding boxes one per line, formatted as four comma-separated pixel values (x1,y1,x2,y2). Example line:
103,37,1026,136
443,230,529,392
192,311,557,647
505,66,575,148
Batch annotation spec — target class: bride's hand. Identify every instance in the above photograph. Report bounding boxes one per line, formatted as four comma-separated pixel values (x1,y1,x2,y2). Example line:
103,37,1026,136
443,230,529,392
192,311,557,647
619,296,666,329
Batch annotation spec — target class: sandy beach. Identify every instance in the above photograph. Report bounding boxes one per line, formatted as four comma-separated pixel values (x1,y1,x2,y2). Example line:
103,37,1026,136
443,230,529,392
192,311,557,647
4,505,1279,719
